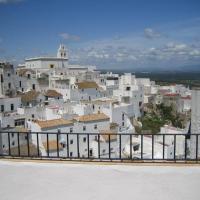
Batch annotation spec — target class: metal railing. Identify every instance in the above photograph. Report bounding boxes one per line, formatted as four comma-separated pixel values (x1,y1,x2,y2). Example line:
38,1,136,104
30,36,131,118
0,132,199,162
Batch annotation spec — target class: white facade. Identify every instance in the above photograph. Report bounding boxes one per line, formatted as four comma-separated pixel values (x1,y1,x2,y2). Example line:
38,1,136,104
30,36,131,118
27,114,111,157
113,73,144,118
191,88,200,158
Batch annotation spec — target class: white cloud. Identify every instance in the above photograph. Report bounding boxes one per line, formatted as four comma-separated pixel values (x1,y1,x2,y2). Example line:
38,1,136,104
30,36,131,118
69,37,200,70
144,28,161,39
0,0,24,4
59,33,80,41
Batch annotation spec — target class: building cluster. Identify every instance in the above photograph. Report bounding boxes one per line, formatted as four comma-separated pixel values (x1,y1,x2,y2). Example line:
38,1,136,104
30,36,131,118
0,44,199,159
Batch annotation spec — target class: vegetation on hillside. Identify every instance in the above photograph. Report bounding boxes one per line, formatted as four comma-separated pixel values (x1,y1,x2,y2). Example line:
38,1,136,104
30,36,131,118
138,103,186,134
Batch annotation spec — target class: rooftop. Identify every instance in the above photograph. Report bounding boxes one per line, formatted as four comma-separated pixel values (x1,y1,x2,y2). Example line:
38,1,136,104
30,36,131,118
35,118,74,129
20,90,40,102
25,57,68,61
45,90,63,98
76,81,99,89
75,113,109,122
42,140,63,151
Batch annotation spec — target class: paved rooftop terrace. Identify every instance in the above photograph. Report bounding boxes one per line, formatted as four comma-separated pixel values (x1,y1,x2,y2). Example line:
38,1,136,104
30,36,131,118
0,160,199,200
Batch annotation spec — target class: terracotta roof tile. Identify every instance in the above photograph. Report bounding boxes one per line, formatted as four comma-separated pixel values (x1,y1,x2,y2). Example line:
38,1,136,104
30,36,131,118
42,140,63,151
17,68,35,76
76,81,99,89
9,144,40,156
35,118,74,129
45,90,62,98
99,130,117,142
75,113,109,122
181,95,191,100
21,90,40,102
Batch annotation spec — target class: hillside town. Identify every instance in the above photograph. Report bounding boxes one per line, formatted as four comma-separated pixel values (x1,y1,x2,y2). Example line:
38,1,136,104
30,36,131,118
0,45,199,159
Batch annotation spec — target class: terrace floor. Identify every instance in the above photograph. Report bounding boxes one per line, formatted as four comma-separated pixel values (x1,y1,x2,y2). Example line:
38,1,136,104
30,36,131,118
0,160,199,200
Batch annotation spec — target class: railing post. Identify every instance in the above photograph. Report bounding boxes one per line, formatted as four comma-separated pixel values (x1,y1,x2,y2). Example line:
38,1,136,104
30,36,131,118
8,132,11,156
152,134,154,160
163,134,165,160
130,134,132,160
77,134,80,158
141,134,143,160
119,134,121,160
196,134,198,161
27,132,30,157
66,133,69,158
87,134,90,159
98,134,100,159
109,134,111,159
47,133,49,157
56,133,59,158
37,132,40,157
17,132,20,157
174,135,176,161
185,135,187,160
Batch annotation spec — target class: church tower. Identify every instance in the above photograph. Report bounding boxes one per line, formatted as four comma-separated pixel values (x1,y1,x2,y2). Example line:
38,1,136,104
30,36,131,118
57,44,68,59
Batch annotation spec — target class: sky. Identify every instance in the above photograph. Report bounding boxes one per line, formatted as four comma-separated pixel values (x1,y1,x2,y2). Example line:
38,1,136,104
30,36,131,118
0,0,200,71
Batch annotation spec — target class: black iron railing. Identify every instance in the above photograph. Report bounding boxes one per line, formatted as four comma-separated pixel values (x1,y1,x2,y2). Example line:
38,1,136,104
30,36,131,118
0,132,199,162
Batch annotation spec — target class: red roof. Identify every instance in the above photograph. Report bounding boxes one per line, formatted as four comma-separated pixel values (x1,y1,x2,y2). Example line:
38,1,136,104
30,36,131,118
164,93,179,97
181,95,191,100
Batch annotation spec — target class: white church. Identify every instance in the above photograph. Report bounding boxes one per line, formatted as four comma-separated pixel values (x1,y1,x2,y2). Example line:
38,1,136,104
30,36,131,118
22,44,96,72
24,44,69,70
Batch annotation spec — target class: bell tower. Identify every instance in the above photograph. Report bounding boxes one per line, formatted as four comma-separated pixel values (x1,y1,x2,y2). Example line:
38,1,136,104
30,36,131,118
57,44,68,59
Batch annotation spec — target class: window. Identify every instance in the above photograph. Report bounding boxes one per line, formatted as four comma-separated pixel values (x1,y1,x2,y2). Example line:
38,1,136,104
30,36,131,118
122,113,125,120
133,144,140,152
70,152,73,157
50,64,54,69
12,141,15,146
19,81,22,87
89,149,93,157
8,73,10,77
27,74,31,79
15,119,25,127
32,114,35,118
3,145,5,148
1,105,4,112
22,88,24,92
94,124,97,129
70,139,73,144
0,74,3,83
11,104,14,111
8,82,11,89
11,133,14,138
70,128,73,133
126,86,131,91
32,84,35,90
83,126,86,131
122,122,125,126
83,137,86,142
